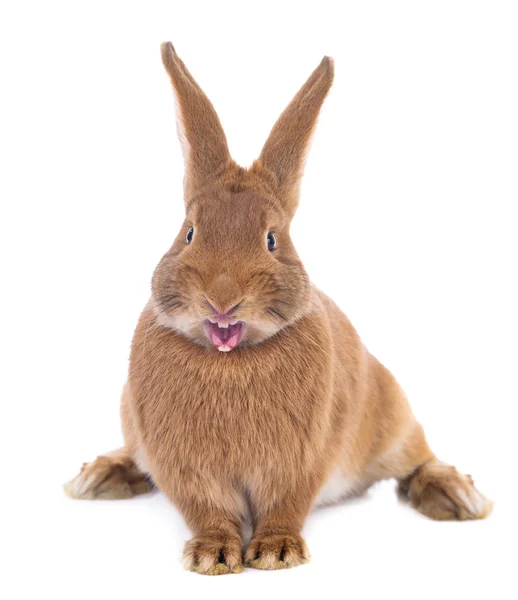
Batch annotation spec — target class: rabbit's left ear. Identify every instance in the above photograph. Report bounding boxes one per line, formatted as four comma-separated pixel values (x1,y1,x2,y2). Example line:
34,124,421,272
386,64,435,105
161,42,231,199
255,57,334,216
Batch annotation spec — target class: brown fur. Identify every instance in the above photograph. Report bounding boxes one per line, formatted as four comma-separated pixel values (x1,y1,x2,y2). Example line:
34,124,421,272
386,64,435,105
65,42,492,575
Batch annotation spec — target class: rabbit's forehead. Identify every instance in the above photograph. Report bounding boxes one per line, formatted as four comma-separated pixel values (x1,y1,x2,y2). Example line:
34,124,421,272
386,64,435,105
191,191,284,230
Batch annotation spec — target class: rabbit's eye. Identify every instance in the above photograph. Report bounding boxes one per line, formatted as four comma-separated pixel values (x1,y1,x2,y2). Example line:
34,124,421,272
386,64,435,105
267,232,276,252
186,226,194,245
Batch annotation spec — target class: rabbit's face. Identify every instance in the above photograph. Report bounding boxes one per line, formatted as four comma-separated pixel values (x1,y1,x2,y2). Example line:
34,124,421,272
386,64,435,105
152,181,311,350
155,43,333,350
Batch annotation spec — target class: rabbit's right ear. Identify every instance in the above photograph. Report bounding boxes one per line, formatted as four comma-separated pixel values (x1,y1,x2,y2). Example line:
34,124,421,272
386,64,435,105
161,42,231,199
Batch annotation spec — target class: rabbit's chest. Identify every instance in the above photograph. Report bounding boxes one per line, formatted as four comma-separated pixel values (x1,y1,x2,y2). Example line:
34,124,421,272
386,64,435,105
136,356,321,466
130,323,332,473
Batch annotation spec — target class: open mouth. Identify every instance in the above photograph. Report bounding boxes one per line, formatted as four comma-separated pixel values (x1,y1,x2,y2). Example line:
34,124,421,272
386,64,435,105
204,320,246,352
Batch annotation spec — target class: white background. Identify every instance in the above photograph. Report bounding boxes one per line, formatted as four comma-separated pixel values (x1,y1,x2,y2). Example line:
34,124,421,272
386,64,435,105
1,1,517,598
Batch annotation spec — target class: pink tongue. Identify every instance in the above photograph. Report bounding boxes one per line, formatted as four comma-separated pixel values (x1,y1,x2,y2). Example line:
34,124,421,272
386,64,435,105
211,324,240,352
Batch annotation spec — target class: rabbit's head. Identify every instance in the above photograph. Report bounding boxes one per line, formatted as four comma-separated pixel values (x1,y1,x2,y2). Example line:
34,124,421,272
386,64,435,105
152,43,334,351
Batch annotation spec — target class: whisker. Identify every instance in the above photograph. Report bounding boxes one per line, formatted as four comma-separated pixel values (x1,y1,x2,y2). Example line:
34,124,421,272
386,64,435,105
155,292,185,313
161,300,183,312
267,307,287,322
271,299,292,308
158,293,182,303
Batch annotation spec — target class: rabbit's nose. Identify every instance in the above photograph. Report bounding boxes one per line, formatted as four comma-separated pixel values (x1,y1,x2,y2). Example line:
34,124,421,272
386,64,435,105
205,273,243,317
206,298,242,319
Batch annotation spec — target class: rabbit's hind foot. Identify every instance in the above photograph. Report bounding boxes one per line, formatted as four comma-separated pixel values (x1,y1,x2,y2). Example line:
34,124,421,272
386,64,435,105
64,448,154,500
398,461,493,521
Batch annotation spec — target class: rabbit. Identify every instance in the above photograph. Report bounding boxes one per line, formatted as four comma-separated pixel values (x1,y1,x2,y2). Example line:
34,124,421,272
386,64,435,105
64,42,493,575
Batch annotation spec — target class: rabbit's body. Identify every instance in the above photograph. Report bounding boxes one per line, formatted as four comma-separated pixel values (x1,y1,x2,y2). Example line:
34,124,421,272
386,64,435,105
65,43,492,575
126,287,420,510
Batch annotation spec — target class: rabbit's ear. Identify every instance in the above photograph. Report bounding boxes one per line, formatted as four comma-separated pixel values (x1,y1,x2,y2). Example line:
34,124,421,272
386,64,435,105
256,57,334,216
161,42,231,198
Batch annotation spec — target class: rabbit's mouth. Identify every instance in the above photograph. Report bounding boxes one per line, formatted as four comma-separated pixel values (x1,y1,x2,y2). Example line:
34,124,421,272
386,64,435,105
204,320,246,352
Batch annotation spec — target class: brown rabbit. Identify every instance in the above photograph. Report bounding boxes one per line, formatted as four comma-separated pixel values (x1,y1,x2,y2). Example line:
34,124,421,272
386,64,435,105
65,42,492,575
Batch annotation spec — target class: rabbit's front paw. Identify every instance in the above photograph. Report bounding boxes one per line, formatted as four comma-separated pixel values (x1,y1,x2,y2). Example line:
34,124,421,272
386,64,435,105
183,532,244,575
245,530,310,570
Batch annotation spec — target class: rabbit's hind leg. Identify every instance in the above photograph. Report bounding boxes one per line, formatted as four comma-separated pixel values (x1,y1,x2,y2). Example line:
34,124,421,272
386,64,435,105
64,448,154,500
373,422,493,521
398,460,493,521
